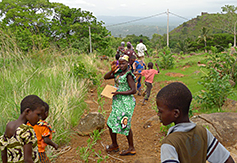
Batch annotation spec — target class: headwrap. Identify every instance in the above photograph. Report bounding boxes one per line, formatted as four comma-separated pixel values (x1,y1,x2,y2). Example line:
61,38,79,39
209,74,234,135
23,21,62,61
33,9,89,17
121,41,125,45
119,55,129,62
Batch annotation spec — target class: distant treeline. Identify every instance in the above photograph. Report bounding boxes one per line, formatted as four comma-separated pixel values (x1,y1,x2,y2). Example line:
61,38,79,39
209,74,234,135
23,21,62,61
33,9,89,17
0,1,236,55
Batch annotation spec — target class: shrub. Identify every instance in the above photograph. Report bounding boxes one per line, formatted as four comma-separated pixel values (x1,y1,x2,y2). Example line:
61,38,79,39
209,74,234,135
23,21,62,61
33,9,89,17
206,46,237,83
72,62,99,85
156,47,174,70
196,68,234,109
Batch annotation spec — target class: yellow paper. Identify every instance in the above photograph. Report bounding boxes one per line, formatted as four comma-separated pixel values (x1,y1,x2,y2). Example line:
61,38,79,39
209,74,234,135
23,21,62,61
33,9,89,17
101,85,118,99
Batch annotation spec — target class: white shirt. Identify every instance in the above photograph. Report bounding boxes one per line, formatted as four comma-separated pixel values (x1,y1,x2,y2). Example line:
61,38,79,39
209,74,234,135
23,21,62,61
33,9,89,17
136,42,147,57
161,122,230,163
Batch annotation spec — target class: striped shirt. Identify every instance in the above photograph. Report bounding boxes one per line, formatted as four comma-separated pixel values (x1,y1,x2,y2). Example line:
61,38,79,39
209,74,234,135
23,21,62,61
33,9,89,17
161,122,230,163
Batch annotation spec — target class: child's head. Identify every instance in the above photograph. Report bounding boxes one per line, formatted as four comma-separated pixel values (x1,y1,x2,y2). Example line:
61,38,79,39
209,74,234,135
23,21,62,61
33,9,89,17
41,102,49,120
148,62,153,69
156,82,192,126
127,43,131,49
20,95,45,125
115,53,120,60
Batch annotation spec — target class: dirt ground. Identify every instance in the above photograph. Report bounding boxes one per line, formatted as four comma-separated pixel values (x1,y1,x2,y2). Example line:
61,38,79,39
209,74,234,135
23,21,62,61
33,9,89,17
53,68,237,163
54,73,166,163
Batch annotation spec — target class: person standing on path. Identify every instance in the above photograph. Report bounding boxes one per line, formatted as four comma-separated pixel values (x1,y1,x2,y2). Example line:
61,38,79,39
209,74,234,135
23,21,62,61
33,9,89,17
135,62,160,105
104,55,137,156
136,39,149,60
133,58,146,96
124,43,136,68
156,82,235,163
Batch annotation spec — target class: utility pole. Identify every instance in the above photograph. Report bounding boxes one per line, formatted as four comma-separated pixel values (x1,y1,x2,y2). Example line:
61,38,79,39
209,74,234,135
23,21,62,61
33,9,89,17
234,21,237,47
89,26,92,53
167,9,169,47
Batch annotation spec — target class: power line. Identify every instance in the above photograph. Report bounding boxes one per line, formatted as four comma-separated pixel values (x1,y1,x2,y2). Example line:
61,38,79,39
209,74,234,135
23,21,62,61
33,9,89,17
169,12,189,20
106,12,166,27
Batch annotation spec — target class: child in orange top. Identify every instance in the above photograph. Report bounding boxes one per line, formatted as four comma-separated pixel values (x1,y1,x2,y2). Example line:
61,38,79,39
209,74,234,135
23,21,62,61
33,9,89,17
28,102,58,163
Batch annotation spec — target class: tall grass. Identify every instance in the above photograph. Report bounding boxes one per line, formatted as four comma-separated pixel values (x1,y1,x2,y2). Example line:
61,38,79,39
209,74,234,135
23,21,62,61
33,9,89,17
0,34,101,146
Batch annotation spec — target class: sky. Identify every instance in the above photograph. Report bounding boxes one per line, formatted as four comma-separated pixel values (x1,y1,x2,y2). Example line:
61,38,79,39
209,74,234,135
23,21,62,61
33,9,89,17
49,0,237,19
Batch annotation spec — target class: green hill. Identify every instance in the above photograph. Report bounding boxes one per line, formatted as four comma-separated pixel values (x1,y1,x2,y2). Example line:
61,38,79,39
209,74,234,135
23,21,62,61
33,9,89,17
170,12,236,40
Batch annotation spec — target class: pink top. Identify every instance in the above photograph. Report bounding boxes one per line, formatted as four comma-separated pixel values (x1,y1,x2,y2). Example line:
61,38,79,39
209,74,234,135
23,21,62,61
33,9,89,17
141,69,158,83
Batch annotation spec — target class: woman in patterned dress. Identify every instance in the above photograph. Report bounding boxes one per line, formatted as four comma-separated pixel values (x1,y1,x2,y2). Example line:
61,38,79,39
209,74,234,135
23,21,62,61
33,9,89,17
104,55,137,156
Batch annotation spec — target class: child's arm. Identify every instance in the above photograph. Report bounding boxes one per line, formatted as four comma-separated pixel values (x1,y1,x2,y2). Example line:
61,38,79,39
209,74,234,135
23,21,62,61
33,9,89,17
43,136,58,150
143,61,147,70
23,143,34,163
1,148,7,163
155,63,160,73
133,72,141,75
132,62,137,72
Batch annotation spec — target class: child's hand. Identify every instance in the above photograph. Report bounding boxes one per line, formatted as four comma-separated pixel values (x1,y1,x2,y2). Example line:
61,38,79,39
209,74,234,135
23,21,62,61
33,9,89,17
155,63,158,67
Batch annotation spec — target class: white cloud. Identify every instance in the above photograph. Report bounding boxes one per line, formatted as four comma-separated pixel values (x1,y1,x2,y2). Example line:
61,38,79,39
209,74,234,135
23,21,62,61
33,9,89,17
48,0,237,18
107,7,115,10
76,0,95,7
120,4,127,7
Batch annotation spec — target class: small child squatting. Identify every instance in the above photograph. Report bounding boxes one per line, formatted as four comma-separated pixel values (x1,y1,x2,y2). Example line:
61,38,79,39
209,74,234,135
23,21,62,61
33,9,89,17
156,82,235,163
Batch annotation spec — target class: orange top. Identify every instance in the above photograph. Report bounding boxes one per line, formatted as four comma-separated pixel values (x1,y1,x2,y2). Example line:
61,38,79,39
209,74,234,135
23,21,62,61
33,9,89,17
27,120,55,153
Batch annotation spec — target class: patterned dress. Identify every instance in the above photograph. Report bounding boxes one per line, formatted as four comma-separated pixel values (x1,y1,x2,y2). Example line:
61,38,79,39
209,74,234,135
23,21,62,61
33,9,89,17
107,70,136,136
0,124,39,163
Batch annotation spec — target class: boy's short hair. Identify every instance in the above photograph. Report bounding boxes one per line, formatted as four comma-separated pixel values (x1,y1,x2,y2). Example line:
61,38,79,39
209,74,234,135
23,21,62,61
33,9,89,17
156,82,192,115
44,102,49,112
20,95,44,114
130,55,136,59
148,62,153,68
127,43,131,48
115,53,120,60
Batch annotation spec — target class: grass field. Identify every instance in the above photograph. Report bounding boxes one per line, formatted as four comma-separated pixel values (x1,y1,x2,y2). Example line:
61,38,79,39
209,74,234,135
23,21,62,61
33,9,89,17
145,52,237,114
0,49,108,146
0,46,236,155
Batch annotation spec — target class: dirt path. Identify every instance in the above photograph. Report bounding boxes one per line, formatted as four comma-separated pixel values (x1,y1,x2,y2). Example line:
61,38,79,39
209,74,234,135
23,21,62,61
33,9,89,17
55,74,165,162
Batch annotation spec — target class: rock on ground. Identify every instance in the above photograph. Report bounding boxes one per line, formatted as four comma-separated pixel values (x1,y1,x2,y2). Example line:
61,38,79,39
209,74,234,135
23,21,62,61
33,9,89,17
76,112,105,136
191,112,237,147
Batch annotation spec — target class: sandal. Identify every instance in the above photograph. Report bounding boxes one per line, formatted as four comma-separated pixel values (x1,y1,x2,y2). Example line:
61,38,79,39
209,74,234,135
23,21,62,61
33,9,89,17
105,145,119,153
119,150,136,156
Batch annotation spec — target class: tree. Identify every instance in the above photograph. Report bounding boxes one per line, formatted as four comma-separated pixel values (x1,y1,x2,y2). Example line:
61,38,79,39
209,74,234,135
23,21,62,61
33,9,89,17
150,33,165,52
214,5,237,46
0,0,111,53
200,27,209,49
0,0,53,51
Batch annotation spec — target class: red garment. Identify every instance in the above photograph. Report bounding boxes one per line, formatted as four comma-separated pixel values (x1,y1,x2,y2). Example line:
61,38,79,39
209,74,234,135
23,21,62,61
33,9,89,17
140,69,158,83
27,120,55,152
